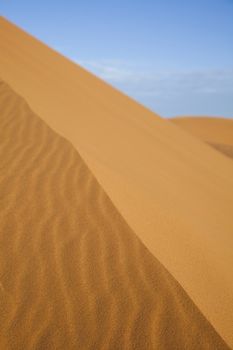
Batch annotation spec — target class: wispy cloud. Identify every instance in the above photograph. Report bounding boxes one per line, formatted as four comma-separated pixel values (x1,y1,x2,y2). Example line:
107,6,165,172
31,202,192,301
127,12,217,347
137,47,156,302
78,59,135,82
78,59,233,98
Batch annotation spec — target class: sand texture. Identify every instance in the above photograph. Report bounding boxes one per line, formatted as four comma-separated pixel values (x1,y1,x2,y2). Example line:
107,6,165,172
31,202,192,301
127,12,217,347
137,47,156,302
172,117,233,159
0,80,230,349
1,16,233,348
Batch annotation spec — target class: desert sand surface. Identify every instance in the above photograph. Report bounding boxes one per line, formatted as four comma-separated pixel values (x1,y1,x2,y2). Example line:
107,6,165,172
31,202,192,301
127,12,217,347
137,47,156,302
172,117,233,158
1,80,229,349
1,17,233,348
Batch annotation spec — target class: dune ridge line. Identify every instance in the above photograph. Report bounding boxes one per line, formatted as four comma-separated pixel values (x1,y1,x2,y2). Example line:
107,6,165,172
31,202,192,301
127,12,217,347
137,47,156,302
0,80,230,349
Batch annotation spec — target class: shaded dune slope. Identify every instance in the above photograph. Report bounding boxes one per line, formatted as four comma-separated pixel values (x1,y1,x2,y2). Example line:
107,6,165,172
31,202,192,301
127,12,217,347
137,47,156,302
172,117,233,159
0,81,229,349
208,143,233,159
1,17,233,347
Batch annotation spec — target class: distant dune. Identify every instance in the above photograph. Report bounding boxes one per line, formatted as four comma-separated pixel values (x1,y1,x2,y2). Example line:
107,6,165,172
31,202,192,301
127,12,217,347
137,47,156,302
172,117,233,159
1,16,233,348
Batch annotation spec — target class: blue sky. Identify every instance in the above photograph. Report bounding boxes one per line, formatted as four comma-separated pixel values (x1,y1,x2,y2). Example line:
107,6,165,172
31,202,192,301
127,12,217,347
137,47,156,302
1,0,233,117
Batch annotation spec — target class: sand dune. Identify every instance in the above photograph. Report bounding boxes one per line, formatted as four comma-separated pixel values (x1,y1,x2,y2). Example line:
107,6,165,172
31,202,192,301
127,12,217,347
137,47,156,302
1,17,233,347
0,80,229,349
172,117,233,158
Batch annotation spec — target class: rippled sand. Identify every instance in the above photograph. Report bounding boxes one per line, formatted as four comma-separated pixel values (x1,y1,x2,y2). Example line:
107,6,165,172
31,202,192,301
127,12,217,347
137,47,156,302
0,81,229,349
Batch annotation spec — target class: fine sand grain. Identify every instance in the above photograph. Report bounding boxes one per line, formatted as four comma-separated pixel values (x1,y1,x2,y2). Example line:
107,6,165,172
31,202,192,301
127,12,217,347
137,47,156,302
1,17,233,348
0,80,229,349
172,117,233,159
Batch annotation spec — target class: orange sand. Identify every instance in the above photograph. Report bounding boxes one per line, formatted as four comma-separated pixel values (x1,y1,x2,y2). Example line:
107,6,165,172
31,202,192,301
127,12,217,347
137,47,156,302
172,117,233,158
1,17,233,348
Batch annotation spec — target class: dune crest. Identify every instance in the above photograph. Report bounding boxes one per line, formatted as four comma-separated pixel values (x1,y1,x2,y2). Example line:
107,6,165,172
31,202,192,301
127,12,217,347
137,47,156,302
172,117,233,159
0,80,229,349
1,17,233,347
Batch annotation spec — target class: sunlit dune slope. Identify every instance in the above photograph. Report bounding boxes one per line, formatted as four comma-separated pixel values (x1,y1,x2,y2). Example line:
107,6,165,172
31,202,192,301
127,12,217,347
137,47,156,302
172,117,233,159
1,17,233,347
0,80,229,349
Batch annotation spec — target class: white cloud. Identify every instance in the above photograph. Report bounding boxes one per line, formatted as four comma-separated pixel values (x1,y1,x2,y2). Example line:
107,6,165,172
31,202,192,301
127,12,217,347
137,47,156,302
77,59,233,98
78,59,135,81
